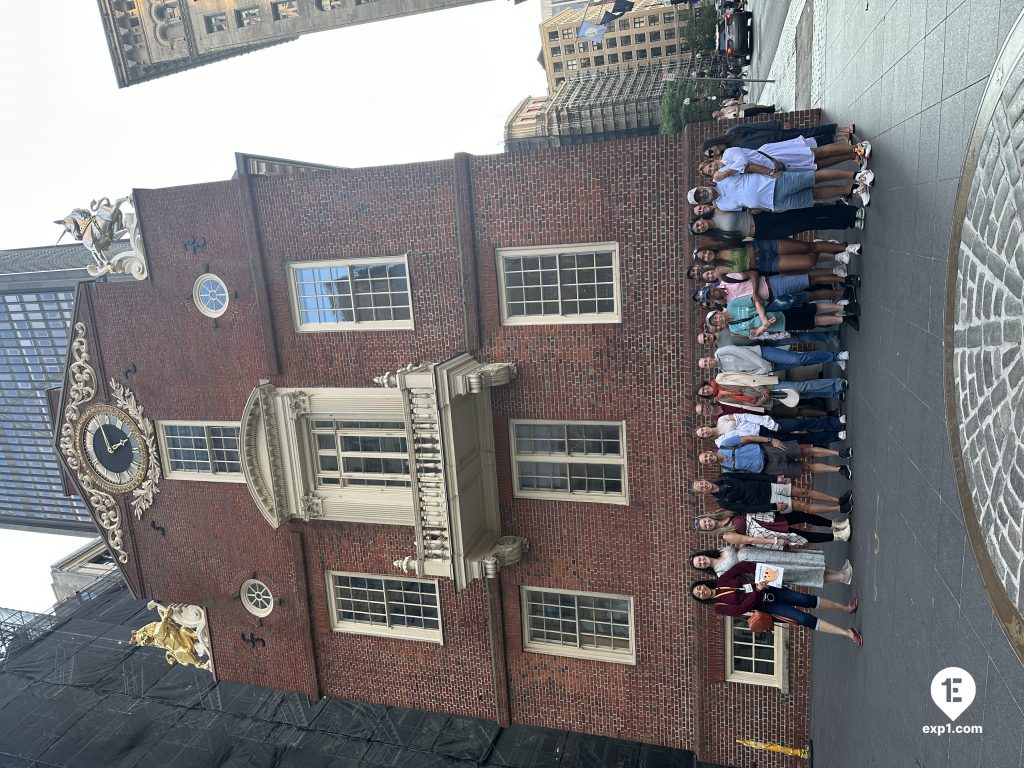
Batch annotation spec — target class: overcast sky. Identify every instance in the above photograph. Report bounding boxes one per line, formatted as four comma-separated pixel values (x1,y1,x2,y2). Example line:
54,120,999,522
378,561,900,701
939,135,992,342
0,0,548,612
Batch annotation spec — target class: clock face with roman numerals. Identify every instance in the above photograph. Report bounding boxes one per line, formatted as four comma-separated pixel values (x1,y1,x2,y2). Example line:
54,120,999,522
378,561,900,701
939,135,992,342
75,405,149,493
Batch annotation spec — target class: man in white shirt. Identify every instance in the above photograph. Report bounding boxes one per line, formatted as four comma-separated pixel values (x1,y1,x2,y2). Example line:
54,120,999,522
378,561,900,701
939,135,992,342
701,345,848,374
696,411,847,445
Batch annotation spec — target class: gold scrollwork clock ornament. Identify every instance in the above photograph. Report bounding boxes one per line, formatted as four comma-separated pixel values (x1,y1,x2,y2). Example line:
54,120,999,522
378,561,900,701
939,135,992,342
75,404,149,493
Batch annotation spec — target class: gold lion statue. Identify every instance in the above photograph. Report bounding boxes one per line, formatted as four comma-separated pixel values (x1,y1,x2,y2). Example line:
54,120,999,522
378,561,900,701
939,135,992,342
130,604,210,670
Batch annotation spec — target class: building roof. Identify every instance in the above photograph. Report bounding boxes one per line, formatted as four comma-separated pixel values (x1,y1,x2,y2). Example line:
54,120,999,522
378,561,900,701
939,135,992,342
0,574,716,768
0,244,96,277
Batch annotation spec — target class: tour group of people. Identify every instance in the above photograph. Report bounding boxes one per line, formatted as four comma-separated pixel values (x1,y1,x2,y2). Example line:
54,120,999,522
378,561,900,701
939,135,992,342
684,116,868,647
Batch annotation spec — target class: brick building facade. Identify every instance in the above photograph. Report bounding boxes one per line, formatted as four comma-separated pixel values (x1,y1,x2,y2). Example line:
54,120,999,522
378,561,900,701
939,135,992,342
53,124,821,766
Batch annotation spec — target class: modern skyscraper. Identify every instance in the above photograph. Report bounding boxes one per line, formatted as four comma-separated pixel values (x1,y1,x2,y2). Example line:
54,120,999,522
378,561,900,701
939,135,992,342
0,245,106,535
95,0,496,87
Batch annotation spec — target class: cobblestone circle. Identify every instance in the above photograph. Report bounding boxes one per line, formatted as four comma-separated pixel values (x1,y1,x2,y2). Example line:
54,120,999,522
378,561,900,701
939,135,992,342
952,56,1024,620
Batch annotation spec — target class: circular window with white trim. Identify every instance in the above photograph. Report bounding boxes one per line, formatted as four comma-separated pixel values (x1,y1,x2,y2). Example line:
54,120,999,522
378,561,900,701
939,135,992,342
193,273,229,318
240,579,274,617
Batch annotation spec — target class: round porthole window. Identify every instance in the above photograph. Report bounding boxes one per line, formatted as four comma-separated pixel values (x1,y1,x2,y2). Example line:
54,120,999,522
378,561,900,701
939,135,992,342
193,273,229,318
240,579,274,617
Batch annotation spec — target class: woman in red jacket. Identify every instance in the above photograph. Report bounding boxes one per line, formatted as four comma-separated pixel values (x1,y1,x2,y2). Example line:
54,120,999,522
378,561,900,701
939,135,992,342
690,561,863,645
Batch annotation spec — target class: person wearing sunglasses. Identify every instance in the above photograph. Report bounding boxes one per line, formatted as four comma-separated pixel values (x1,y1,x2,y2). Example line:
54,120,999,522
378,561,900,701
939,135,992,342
700,123,857,157
688,202,866,243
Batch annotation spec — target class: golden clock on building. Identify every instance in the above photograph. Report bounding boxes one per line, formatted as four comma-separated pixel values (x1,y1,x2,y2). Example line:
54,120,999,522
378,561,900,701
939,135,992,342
75,404,150,493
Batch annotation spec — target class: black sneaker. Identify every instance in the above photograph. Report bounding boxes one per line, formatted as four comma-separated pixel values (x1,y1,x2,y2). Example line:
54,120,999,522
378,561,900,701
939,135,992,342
839,447,853,459
845,275,862,288
839,464,853,480
842,304,861,317
845,315,861,331
839,490,853,506
840,503,853,515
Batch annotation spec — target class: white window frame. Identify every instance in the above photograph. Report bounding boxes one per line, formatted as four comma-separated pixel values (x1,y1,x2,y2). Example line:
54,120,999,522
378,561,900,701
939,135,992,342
157,421,245,483
287,255,414,332
309,418,411,490
520,586,635,664
325,571,443,643
510,419,628,505
495,243,621,326
724,617,789,691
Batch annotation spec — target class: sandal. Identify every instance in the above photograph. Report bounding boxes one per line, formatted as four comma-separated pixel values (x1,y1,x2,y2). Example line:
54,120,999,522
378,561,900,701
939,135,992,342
851,628,864,646
855,169,875,187
855,185,871,207
849,597,859,613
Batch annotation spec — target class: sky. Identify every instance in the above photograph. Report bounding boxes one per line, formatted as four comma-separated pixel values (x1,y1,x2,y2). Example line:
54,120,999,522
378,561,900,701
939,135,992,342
0,0,549,249
0,0,549,612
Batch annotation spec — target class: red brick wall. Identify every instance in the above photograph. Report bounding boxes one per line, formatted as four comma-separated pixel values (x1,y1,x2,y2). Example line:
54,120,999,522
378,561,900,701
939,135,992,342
67,119,823,767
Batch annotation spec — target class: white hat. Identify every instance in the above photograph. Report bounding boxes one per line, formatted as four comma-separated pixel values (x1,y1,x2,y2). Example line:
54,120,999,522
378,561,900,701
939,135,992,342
687,189,700,205
704,310,717,327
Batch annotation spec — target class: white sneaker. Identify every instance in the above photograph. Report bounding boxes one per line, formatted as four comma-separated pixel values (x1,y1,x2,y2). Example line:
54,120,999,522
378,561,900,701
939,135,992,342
855,169,875,187
838,359,847,371
838,430,848,440
841,559,853,584
839,414,847,424
856,185,871,206
834,252,851,265
833,524,851,542
837,298,850,306
838,351,850,360
833,264,848,277
845,243,861,255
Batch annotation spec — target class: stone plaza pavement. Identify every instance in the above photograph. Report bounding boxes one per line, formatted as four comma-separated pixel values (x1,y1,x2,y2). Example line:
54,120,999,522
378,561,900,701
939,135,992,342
750,0,1024,766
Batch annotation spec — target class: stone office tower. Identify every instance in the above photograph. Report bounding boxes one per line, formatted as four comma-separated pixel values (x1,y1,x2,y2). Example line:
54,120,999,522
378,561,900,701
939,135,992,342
95,0,493,87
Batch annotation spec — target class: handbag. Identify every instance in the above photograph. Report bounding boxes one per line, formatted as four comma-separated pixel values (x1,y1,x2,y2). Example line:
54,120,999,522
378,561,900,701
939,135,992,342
748,610,775,633
756,149,786,171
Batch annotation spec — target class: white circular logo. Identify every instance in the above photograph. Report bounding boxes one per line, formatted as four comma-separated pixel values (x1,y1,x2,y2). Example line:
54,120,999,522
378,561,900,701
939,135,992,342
930,667,976,722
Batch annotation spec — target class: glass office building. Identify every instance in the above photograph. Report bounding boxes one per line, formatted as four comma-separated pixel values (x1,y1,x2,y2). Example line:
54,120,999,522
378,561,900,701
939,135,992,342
0,245,104,535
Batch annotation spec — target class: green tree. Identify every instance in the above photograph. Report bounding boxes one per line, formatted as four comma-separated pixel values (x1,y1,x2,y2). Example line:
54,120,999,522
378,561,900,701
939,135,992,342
659,79,718,134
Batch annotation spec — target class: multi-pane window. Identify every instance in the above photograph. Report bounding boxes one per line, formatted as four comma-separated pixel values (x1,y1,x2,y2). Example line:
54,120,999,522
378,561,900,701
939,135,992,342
663,11,675,22
634,33,646,44
648,14,659,25
606,37,617,48
665,28,676,39
328,573,441,642
510,420,627,503
666,44,677,55
311,420,410,489
563,43,575,54
617,19,629,30
594,55,605,65
591,41,602,50
551,46,561,56
580,58,591,67
289,256,412,331
318,0,343,8
204,13,227,32
236,6,261,26
637,49,648,59
159,423,243,480
548,30,559,41
633,17,645,27
622,50,633,61
649,30,661,41
651,47,662,57
521,587,635,663
496,244,620,324
725,618,787,689
562,28,574,39
577,41,588,52
608,53,619,63
271,1,299,20
566,59,578,70
620,35,631,46
553,61,564,72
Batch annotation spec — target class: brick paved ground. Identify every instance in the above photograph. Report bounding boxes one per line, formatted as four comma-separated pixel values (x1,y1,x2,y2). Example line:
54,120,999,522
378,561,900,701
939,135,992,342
749,0,1024,766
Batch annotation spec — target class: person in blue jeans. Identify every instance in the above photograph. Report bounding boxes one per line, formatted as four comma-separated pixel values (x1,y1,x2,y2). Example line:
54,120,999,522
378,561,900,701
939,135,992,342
699,375,848,406
697,329,838,349
691,561,863,645
700,344,849,375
